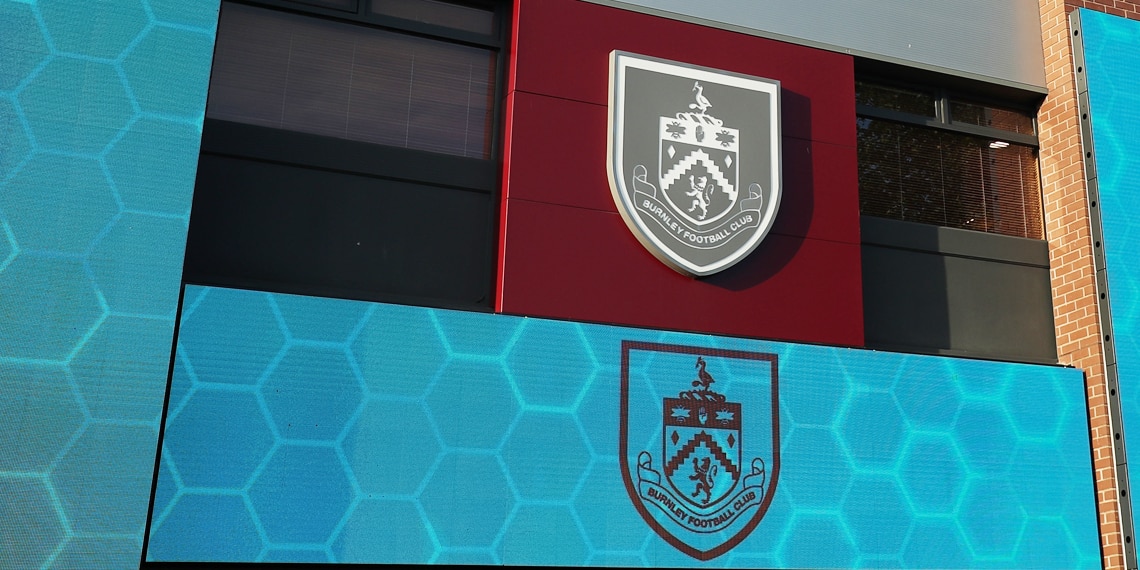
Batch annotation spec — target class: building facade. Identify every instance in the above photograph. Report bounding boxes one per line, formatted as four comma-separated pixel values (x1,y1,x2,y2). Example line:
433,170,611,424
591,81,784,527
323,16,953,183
1,0,1139,568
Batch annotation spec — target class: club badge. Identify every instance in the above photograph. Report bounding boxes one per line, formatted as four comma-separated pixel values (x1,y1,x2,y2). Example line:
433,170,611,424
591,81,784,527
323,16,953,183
608,51,782,276
620,341,780,560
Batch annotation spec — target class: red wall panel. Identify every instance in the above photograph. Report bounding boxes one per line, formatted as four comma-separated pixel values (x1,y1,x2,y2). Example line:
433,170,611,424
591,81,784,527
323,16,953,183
508,0,856,146
496,0,864,346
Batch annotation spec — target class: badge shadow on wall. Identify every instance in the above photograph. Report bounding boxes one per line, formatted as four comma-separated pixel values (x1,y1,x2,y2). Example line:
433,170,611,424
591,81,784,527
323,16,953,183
608,51,782,277
619,340,780,560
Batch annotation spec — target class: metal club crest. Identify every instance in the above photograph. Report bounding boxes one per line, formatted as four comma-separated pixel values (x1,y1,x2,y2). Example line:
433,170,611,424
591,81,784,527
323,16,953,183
620,341,780,560
608,51,782,276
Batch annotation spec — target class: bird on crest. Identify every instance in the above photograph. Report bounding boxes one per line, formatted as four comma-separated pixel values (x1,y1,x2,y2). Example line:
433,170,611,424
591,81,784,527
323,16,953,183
693,356,716,391
689,81,712,114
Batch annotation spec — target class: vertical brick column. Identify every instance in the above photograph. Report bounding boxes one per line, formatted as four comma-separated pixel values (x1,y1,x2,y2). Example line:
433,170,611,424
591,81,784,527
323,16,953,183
1039,1,1140,568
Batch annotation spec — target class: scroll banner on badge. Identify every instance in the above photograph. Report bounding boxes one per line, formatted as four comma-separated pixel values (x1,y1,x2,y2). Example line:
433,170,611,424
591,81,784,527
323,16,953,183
631,165,762,249
636,451,767,533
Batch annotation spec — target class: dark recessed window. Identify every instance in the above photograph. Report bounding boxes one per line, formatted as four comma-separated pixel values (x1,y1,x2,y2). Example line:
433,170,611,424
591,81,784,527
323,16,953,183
949,100,1035,135
856,81,1042,239
184,0,507,309
208,1,496,158
855,81,936,117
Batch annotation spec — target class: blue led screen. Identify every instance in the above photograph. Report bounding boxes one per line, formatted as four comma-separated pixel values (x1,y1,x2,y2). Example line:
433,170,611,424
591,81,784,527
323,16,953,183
146,285,1100,568
1078,7,1140,525
0,1,218,568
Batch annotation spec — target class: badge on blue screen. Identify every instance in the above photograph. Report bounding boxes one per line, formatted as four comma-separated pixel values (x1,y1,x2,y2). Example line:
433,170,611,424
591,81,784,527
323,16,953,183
620,340,780,560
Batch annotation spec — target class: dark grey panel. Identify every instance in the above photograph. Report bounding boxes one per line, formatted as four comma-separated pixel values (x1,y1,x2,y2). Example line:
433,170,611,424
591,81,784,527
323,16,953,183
862,218,1056,364
586,0,1047,91
861,216,1049,267
183,154,494,308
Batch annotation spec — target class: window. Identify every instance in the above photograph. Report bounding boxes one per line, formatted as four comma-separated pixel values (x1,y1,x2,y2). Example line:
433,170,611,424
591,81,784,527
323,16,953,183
183,0,507,309
855,80,1043,239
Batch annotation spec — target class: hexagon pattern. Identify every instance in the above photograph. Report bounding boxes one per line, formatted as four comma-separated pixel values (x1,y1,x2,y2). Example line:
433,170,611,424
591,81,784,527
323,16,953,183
147,285,1102,567
1078,10,1140,522
0,0,219,568
0,1,1121,566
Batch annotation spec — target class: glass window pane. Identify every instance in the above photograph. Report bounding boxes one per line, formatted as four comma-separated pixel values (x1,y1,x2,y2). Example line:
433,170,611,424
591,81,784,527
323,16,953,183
939,131,989,232
857,118,903,219
370,0,496,35
857,120,1043,239
855,81,936,117
950,101,1035,135
895,127,945,226
206,2,496,159
987,142,1042,239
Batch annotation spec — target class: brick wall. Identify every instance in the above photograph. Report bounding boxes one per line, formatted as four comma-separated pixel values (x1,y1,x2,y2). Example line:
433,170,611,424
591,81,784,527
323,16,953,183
1039,1,1140,568
1068,0,1140,18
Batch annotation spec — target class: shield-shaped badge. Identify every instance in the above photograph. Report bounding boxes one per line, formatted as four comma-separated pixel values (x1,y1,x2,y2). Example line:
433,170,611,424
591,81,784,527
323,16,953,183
620,341,780,560
608,51,781,276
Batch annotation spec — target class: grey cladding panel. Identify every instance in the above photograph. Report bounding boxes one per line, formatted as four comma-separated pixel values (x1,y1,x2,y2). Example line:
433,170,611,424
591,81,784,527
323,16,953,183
861,217,1056,363
588,0,1047,90
862,244,1057,364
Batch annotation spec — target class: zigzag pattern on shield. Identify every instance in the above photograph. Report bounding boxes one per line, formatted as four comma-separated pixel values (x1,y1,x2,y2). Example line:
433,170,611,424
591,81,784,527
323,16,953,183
662,398,742,509
659,113,739,227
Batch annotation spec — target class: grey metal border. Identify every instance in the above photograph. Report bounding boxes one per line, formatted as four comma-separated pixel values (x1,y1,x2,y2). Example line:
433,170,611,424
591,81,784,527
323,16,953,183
1070,9,1137,569
581,0,1048,96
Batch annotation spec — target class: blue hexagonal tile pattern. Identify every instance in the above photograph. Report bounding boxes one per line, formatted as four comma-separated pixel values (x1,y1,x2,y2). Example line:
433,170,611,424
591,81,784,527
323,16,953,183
573,459,653,553
0,1,219,568
163,389,274,488
248,444,354,545
148,0,222,29
341,399,441,496
121,25,215,118
146,285,1102,567
352,303,448,398
840,475,910,557
507,319,594,408
178,287,285,386
261,345,363,441
499,505,590,565
902,517,972,568
0,362,84,472
103,118,201,216
427,357,519,449
38,0,149,60
146,494,263,562
777,513,857,568
0,477,67,568
898,433,968,515
85,213,188,316
51,423,159,534
958,479,1024,561
273,294,368,343
1079,9,1140,528
0,97,32,176
0,2,49,91
1,153,117,254
0,254,103,360
52,535,142,570
69,315,172,421
18,57,135,154
333,499,436,563
419,452,515,550
838,391,906,470
502,411,591,500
